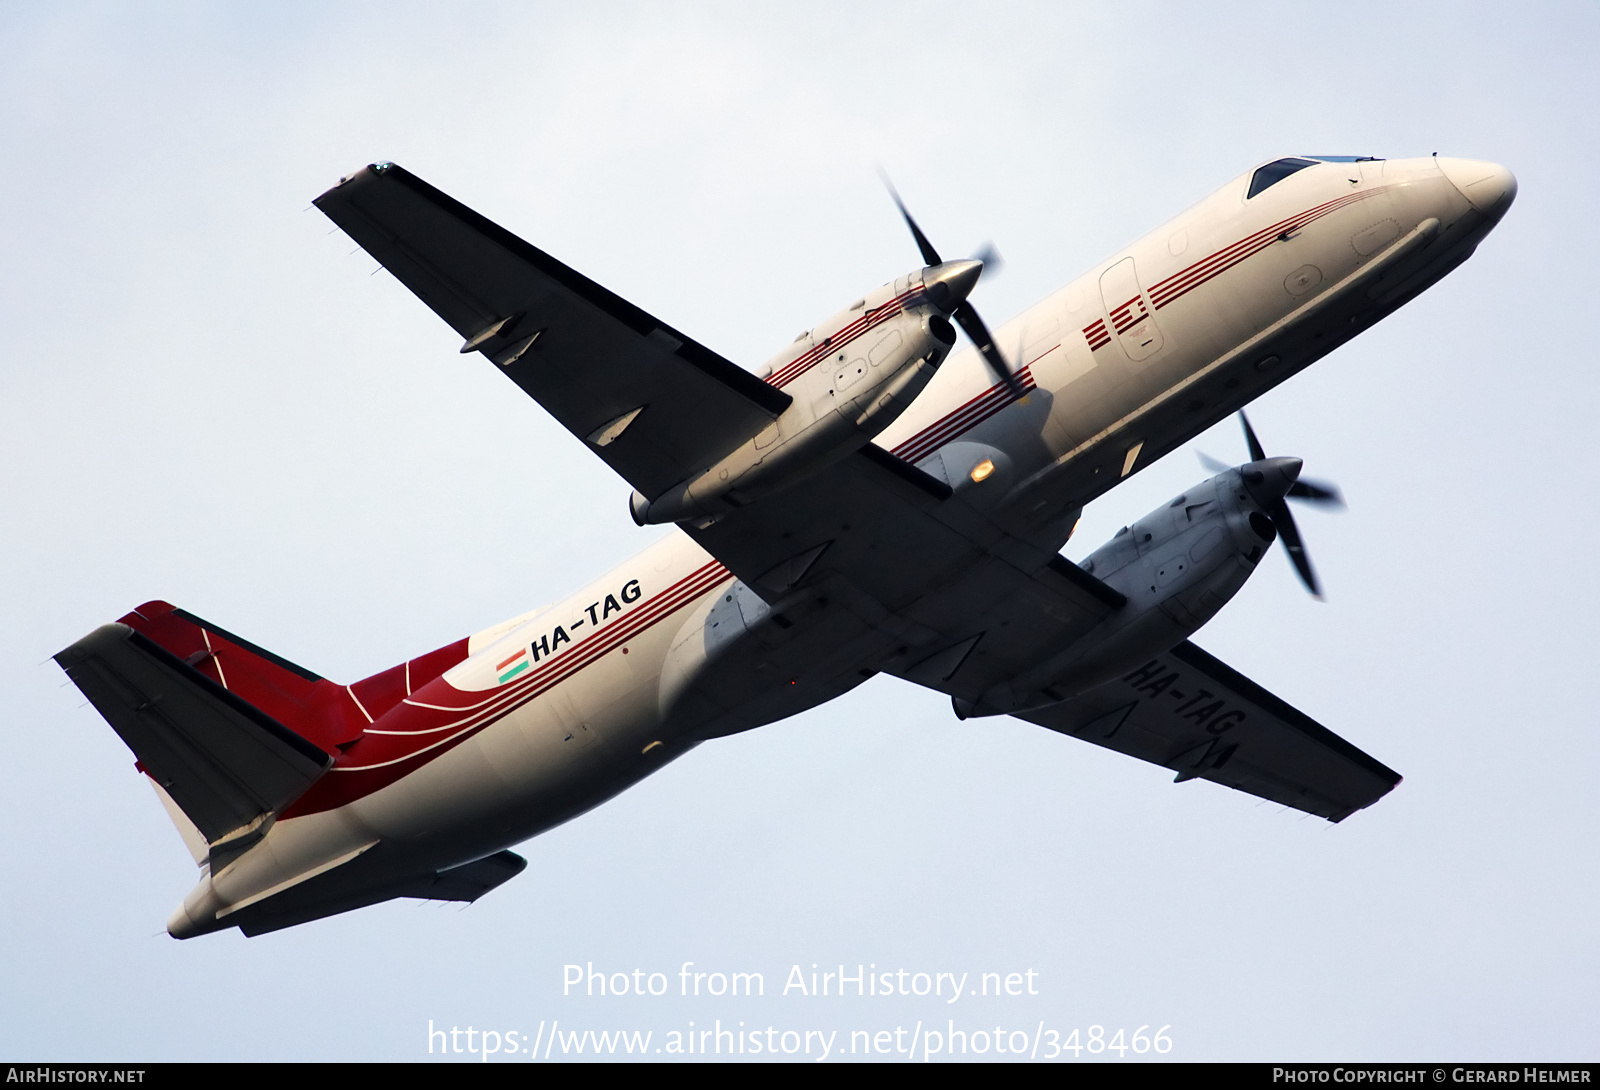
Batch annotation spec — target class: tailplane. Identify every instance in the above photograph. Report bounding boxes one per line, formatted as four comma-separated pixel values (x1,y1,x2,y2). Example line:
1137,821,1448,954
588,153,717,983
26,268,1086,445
58,602,477,863
60,601,495,935
56,603,350,859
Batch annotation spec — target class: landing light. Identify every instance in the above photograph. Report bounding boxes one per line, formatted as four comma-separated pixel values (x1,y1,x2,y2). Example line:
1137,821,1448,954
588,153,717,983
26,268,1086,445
970,459,996,483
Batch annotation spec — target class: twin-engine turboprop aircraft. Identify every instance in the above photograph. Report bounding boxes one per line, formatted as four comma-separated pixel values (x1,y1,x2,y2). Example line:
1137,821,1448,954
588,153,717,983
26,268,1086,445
57,153,1515,937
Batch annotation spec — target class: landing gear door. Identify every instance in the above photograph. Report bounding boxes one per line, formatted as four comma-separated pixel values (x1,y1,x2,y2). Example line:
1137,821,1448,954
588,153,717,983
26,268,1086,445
1099,256,1165,363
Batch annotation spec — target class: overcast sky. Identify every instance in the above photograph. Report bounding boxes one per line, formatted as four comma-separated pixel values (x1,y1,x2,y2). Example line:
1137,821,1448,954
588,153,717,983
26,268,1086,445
2,2,1594,1063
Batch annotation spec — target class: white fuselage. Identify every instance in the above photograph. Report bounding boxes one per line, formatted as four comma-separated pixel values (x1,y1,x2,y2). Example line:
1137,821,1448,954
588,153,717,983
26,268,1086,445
172,155,1513,934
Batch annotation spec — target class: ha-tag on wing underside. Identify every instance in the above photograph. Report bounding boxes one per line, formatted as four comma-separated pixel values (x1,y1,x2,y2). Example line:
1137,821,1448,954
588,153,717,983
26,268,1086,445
1013,640,1400,821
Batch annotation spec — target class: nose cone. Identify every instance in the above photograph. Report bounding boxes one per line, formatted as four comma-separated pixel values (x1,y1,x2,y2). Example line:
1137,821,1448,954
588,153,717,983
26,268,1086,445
922,259,983,313
1437,158,1517,221
1241,456,1303,507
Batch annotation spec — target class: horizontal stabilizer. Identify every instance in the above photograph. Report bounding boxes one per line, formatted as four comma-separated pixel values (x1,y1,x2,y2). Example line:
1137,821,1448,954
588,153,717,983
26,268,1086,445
57,624,332,844
391,851,529,902
235,851,528,937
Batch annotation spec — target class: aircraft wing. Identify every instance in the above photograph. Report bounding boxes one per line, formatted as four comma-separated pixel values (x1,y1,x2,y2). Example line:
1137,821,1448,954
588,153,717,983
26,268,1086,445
316,163,1126,683
689,455,1398,823
313,163,791,501
313,163,1171,746
1010,640,1400,821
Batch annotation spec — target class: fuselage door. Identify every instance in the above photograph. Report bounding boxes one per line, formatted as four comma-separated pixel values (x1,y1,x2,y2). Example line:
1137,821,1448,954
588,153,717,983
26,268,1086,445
1099,256,1164,363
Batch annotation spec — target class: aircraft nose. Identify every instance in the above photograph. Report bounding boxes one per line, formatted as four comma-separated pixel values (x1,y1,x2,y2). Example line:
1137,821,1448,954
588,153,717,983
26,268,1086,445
922,259,984,313
1436,158,1518,221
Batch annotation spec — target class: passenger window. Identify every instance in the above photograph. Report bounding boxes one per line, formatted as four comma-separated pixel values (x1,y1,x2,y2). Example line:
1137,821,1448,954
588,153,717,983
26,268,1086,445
1247,158,1319,199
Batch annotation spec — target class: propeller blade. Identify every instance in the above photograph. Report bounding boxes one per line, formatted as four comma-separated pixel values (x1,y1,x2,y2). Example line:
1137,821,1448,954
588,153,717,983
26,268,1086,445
952,301,1023,397
875,171,1019,398
1226,410,1338,596
1197,451,1230,474
1268,498,1322,599
1287,478,1345,508
970,241,1004,277
1239,410,1267,464
876,169,943,267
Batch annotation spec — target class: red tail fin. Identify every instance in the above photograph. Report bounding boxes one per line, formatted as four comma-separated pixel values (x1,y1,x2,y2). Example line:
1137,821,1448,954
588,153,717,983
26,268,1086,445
120,601,471,752
61,602,472,864
122,601,364,751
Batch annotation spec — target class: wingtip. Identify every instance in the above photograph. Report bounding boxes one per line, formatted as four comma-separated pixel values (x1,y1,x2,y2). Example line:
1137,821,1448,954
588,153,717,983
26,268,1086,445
315,161,400,205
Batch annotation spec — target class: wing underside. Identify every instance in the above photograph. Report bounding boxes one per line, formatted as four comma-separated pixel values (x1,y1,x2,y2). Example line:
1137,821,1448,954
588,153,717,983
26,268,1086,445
1015,640,1400,821
314,163,790,500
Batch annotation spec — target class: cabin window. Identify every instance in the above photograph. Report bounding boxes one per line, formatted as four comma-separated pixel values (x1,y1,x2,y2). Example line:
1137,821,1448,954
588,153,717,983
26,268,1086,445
1246,158,1319,199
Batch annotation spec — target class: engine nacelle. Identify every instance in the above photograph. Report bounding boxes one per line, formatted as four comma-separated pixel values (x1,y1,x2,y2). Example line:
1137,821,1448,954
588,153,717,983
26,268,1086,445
629,261,979,525
959,465,1284,717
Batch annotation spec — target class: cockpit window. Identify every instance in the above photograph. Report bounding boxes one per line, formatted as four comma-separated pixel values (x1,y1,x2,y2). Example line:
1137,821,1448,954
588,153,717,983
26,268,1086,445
1247,157,1320,199
1302,155,1382,163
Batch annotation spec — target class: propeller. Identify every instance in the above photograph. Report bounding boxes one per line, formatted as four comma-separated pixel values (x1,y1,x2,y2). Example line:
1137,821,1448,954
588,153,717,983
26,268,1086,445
969,240,1004,277
878,171,1022,397
1200,412,1344,598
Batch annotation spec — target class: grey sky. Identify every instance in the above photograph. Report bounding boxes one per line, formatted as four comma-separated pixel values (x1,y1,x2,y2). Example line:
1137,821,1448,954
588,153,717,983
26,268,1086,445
2,2,1593,1061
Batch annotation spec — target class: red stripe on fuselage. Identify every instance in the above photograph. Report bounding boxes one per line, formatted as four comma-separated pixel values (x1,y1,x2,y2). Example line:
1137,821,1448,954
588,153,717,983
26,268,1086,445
894,190,1390,475
766,288,921,389
891,364,1037,466
280,560,733,816
1149,188,1382,309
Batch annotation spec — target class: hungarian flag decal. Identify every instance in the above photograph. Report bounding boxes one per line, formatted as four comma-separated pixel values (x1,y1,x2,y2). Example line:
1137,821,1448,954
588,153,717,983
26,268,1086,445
496,647,530,684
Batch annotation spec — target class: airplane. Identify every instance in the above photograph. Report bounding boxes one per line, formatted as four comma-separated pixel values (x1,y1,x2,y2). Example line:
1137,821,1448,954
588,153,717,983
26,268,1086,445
55,152,1516,938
